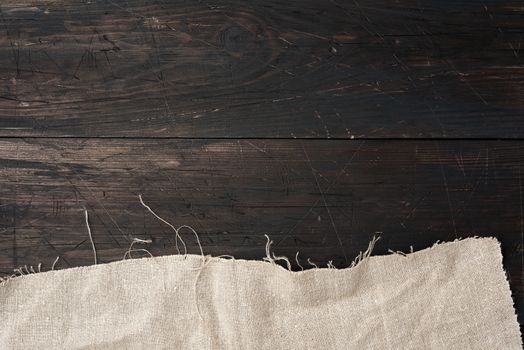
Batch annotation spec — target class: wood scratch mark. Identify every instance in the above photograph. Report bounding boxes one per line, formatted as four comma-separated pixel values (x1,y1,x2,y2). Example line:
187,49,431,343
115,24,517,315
519,146,523,273
302,145,348,263
237,140,243,161
509,42,520,58
404,192,429,220
436,143,457,237
445,59,488,105
455,152,466,177
148,30,172,118
12,144,20,267
292,29,330,41
472,149,483,171
485,147,489,185
61,171,128,246
284,141,364,239
73,36,94,80
0,8,20,76
244,141,267,154
0,213,49,235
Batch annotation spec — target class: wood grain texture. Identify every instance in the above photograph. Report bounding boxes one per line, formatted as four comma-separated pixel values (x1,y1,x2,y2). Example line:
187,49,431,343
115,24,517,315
1,0,523,334
0,0,523,137
0,139,521,316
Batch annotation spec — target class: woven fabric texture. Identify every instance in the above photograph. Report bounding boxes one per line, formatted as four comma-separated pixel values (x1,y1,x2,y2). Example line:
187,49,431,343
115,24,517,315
0,237,521,349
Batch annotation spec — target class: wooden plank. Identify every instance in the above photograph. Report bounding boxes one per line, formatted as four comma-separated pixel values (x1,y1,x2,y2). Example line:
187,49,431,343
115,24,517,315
0,138,521,317
0,0,523,138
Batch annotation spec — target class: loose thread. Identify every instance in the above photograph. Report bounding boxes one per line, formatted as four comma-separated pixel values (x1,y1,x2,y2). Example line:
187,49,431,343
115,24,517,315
295,252,304,271
123,238,153,260
388,249,407,256
177,225,205,262
273,253,292,271
139,194,186,256
51,256,60,270
139,195,205,268
263,234,274,264
139,194,183,255
193,259,207,321
262,235,292,270
84,209,97,265
0,227,482,290
126,249,154,259
307,258,319,268
215,255,235,260
350,235,381,267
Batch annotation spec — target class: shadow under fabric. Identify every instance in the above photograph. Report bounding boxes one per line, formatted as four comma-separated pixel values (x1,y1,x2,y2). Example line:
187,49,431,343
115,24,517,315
0,237,521,349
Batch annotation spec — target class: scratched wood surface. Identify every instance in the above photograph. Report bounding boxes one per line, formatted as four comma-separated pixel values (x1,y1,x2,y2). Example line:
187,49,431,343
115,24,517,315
0,139,522,312
0,0,523,137
0,0,522,333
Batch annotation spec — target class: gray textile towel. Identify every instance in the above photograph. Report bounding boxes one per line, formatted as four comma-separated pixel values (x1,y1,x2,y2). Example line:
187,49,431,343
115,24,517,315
0,237,521,349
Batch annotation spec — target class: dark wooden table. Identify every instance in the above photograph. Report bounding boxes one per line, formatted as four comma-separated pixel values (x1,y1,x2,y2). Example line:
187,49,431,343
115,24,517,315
1,0,522,331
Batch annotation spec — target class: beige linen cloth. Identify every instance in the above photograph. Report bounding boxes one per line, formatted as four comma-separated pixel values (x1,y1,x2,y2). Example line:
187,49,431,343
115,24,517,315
0,237,521,349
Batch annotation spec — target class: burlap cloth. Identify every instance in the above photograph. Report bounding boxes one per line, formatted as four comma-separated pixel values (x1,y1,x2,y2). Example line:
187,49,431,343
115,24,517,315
0,237,521,349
